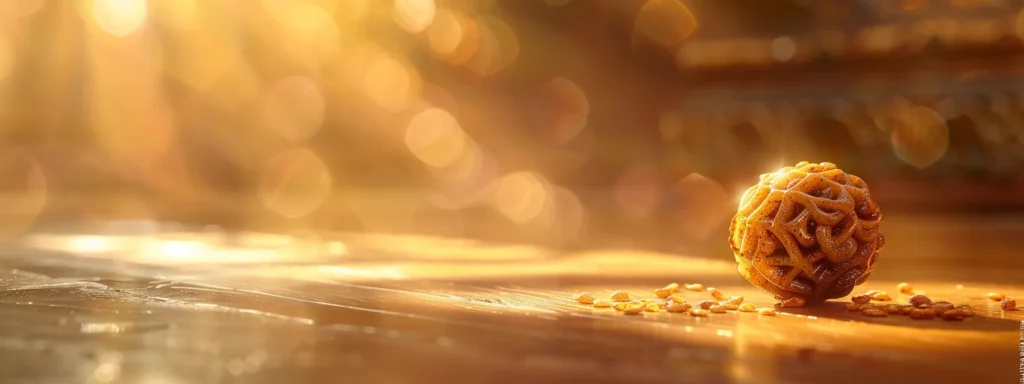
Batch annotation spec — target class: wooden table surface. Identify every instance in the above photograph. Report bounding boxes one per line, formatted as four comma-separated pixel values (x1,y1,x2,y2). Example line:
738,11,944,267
1,213,1022,384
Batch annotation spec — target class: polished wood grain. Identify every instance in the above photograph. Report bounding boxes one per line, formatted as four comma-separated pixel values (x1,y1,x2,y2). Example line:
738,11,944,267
1,213,1022,383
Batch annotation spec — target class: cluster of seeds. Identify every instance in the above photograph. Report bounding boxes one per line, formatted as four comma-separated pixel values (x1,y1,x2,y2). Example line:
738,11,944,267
573,281,1019,325
572,283,777,318
847,297,973,320
847,282,1023,321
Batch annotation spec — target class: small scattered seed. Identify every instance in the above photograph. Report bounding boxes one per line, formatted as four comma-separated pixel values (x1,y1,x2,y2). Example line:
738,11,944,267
776,297,806,308
610,291,631,302
870,291,892,301
620,301,645,314
864,290,881,296
899,305,914,315
908,295,932,307
722,303,740,310
707,288,724,300
645,304,661,312
724,296,744,305
845,303,863,311
758,308,777,316
738,303,757,312
987,292,1005,301
941,310,965,321
616,300,644,311
665,295,686,303
897,282,913,294
697,300,716,310
862,308,887,317
709,304,727,313
931,301,954,315
883,304,901,314
573,292,594,304
689,309,709,317
685,283,705,291
623,306,644,315
593,299,612,308
851,295,871,304
654,288,672,299
909,308,936,320
1001,298,1016,310
665,283,680,292
665,302,691,313
955,304,973,315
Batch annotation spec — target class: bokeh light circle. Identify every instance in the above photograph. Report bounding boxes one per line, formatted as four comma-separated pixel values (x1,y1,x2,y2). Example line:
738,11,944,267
259,148,333,219
535,77,590,145
405,108,467,168
0,156,47,240
92,0,148,37
492,171,551,225
890,106,950,169
261,76,325,143
393,0,436,34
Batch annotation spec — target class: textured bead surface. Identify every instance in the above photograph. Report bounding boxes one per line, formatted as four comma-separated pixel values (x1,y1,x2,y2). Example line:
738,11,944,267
729,162,885,304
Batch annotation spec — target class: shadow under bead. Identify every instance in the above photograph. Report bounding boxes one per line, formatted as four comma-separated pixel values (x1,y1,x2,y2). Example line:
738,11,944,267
728,161,885,305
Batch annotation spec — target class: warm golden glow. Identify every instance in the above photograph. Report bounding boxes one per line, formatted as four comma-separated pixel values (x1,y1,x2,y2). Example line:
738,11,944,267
86,24,177,165
771,37,796,62
0,36,13,83
674,173,729,240
634,0,698,48
0,0,1015,292
537,77,589,144
1016,9,1024,40
492,171,550,224
261,77,326,143
281,3,341,65
427,10,464,57
858,25,899,53
405,108,467,168
92,0,148,37
477,16,520,75
149,240,211,260
0,0,44,20
890,106,950,169
658,110,685,140
549,186,586,243
363,52,418,112
69,236,118,254
614,167,661,219
150,0,198,30
393,0,436,34
0,158,47,240
466,19,499,76
259,148,333,219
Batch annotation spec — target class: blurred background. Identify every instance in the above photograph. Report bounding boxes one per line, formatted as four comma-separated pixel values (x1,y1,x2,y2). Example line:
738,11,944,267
1,0,1023,260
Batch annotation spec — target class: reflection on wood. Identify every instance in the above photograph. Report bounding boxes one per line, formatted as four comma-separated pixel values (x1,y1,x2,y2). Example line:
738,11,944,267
0,215,1021,383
